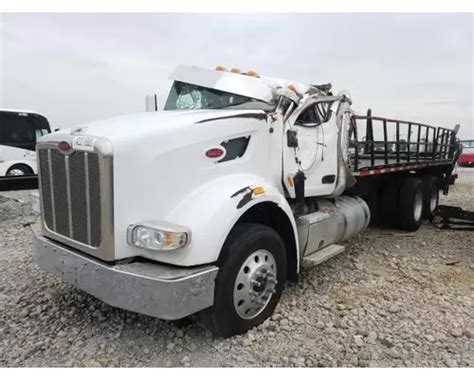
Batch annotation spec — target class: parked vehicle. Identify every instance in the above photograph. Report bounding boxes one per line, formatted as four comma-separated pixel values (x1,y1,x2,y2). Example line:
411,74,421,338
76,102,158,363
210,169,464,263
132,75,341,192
31,66,461,337
458,140,474,167
0,109,51,176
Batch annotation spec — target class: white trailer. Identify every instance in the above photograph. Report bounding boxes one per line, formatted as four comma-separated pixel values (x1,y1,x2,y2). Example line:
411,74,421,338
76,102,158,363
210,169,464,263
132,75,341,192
32,66,460,337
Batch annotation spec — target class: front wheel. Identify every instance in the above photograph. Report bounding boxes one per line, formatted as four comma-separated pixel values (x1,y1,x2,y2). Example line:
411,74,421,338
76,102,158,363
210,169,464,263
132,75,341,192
200,223,287,338
6,164,33,176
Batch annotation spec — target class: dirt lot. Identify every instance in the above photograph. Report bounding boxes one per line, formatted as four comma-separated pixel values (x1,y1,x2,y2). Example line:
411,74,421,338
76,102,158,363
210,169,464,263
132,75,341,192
0,169,473,367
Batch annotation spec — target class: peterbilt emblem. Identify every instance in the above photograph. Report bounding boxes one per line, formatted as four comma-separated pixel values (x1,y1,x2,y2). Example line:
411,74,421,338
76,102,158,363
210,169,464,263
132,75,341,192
58,141,72,152
72,136,95,152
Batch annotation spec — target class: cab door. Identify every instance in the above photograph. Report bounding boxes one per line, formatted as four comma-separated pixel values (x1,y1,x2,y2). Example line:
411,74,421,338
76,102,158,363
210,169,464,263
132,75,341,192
282,98,339,198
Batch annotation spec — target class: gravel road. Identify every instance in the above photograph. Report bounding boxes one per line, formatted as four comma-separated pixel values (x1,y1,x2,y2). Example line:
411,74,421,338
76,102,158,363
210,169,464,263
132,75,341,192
1,169,473,367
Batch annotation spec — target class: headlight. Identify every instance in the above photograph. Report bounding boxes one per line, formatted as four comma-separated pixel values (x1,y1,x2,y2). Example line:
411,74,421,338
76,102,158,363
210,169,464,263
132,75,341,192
127,221,190,251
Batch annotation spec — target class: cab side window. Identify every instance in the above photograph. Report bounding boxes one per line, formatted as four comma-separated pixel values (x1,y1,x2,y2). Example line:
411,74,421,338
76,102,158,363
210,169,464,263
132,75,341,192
295,101,333,127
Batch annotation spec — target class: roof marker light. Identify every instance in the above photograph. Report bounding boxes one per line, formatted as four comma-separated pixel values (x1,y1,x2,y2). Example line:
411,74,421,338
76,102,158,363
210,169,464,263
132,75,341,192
215,65,226,72
230,68,241,74
247,70,259,77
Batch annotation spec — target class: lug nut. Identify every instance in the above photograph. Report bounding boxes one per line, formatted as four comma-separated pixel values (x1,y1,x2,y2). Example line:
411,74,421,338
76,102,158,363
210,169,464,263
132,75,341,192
251,279,261,287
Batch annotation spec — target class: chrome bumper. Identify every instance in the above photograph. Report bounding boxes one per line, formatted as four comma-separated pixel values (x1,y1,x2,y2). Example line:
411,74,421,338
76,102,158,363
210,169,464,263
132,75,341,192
33,232,218,320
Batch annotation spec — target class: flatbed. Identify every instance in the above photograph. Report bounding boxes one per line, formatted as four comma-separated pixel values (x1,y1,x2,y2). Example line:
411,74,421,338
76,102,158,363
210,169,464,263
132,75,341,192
349,110,458,177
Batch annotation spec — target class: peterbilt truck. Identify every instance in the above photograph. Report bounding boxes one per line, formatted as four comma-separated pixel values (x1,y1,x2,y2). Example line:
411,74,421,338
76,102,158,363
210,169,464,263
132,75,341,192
32,65,460,337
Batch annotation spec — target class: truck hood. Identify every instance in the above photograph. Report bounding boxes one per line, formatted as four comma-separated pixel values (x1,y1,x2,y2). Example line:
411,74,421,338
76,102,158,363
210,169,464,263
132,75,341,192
55,109,267,142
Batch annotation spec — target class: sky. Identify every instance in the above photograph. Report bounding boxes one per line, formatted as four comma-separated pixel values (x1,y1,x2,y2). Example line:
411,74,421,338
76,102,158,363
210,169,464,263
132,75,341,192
0,13,473,139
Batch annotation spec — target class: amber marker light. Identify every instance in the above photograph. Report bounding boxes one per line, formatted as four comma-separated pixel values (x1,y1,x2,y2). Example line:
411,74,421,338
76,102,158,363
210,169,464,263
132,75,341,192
253,186,265,196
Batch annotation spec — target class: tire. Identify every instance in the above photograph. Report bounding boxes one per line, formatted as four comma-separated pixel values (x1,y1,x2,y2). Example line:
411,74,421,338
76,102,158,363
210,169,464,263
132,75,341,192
380,179,402,227
422,175,440,220
398,177,424,231
364,187,382,226
6,164,33,176
200,222,287,338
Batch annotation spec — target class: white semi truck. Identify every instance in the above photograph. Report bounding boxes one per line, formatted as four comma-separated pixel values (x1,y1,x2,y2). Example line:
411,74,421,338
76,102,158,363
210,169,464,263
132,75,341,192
32,66,460,337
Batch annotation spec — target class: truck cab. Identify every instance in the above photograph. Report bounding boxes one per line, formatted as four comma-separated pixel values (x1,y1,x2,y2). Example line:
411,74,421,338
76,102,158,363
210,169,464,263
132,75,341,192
32,65,459,337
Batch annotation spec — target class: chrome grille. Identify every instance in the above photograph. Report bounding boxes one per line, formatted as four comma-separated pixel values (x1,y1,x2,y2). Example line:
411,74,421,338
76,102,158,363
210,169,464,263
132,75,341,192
39,148,102,247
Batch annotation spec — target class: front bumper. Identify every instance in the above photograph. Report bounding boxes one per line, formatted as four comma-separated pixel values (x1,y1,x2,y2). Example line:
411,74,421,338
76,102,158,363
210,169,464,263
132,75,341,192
33,232,218,320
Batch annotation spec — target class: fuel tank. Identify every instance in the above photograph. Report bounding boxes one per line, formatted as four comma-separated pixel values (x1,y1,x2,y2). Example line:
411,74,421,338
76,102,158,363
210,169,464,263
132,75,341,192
297,196,370,257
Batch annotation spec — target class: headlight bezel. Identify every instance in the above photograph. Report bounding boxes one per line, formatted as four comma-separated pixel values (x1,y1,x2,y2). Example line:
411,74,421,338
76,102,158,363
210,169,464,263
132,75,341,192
127,221,191,251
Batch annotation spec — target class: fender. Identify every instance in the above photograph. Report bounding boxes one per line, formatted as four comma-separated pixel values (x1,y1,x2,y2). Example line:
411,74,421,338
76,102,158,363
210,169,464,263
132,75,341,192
135,174,300,268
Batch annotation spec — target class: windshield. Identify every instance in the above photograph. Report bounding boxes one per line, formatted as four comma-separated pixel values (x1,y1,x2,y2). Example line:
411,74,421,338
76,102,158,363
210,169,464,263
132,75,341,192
164,81,272,111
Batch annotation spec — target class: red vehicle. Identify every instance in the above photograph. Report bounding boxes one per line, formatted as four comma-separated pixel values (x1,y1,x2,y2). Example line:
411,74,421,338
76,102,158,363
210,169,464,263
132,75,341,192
458,140,474,167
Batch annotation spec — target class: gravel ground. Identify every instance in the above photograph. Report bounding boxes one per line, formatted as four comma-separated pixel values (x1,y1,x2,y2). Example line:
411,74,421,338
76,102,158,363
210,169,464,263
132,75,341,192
0,169,473,367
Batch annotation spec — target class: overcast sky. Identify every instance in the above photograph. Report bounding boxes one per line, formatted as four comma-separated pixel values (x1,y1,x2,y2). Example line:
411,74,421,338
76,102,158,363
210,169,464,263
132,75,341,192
0,13,473,139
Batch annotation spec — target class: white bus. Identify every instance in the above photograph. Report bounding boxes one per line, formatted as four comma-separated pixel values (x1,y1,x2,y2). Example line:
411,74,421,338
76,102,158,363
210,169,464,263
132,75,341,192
0,109,51,176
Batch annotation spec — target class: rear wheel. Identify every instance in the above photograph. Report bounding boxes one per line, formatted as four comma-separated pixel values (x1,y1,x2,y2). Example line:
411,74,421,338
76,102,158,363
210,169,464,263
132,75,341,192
380,179,401,227
398,177,424,231
364,186,383,226
200,223,287,338
422,176,440,220
6,164,33,176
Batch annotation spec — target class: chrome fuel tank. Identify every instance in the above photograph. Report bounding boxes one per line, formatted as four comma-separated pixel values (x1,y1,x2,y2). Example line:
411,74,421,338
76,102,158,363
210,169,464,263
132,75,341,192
297,196,370,257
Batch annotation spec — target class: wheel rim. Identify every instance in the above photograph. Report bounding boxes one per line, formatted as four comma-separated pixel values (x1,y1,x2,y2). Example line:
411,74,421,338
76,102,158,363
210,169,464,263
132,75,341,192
414,189,423,221
7,168,25,176
429,187,438,212
233,249,277,320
